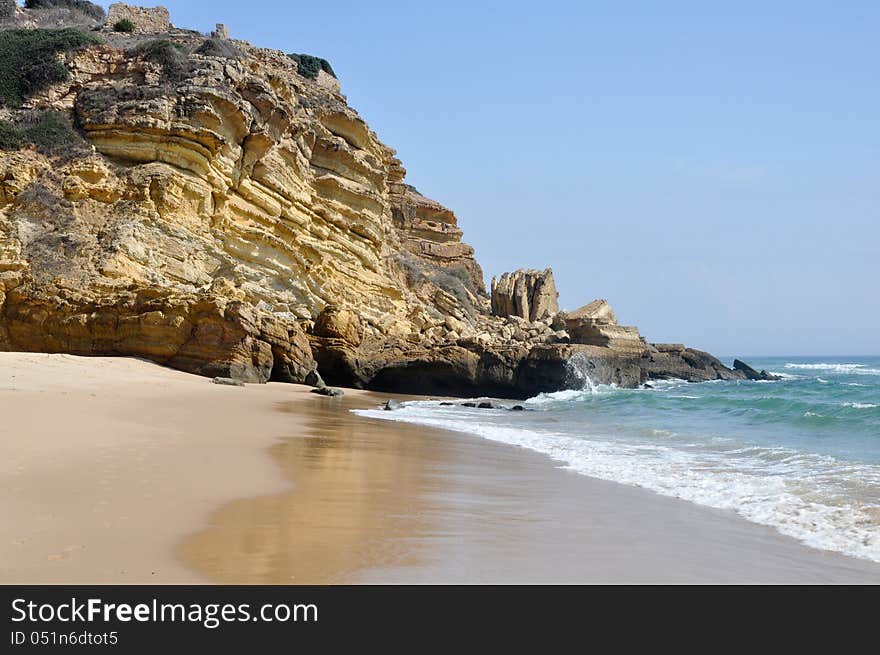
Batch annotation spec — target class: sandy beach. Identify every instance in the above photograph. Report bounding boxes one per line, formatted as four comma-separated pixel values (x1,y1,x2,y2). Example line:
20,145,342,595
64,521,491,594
2,353,879,584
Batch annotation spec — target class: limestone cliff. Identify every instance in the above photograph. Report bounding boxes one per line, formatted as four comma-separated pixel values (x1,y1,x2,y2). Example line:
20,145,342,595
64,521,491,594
0,7,485,383
0,5,760,395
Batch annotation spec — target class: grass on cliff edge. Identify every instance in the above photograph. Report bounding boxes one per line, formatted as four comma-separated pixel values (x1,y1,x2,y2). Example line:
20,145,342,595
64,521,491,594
127,39,192,80
0,28,101,107
0,110,84,151
24,0,105,21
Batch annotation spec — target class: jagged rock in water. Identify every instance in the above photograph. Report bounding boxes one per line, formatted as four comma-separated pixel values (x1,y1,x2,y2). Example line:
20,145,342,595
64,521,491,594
490,268,559,322
733,358,782,381
644,346,744,383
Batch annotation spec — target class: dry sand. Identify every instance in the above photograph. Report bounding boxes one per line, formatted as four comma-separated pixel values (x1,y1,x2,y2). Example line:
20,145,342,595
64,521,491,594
2,352,879,584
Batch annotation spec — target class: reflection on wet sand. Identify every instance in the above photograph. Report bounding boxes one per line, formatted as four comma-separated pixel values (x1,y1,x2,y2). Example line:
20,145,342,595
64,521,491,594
178,394,451,584
179,392,880,585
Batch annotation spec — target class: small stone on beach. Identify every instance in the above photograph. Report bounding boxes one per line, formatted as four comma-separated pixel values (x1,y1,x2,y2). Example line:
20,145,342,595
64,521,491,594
212,377,244,387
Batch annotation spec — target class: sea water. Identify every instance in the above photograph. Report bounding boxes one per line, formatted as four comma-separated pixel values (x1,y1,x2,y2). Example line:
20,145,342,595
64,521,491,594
354,356,880,562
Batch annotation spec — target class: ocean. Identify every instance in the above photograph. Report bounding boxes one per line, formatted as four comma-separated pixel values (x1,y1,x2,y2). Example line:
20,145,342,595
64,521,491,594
355,356,880,563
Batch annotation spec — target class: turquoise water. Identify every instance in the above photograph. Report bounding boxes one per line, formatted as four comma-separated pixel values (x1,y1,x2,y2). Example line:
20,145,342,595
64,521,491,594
356,356,880,562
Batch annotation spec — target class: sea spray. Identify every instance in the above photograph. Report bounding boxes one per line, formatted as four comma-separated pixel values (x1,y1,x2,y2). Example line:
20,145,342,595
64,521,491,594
355,356,880,563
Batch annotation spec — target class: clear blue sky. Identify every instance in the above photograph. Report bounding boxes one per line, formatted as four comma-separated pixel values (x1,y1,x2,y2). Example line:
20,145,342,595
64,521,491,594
94,1,878,355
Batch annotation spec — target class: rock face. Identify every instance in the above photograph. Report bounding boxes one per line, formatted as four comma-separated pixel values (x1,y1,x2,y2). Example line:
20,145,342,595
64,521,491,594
561,299,646,356
733,359,782,381
0,18,488,382
491,269,558,322
390,180,485,295
0,7,770,394
0,0,16,20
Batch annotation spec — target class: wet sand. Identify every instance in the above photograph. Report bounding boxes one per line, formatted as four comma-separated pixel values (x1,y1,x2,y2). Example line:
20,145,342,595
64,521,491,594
183,392,880,584
3,353,880,584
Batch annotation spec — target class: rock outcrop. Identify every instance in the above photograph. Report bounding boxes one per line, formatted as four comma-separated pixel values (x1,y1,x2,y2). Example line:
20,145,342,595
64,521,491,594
560,299,646,356
733,359,782,381
0,0,16,20
0,13,486,382
491,268,558,322
0,6,771,394
107,3,170,34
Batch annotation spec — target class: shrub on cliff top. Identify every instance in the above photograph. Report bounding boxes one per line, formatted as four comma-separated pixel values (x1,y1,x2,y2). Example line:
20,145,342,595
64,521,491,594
113,18,135,33
0,109,83,151
0,28,101,106
288,53,336,80
195,37,240,60
128,39,191,80
0,120,21,150
24,0,105,21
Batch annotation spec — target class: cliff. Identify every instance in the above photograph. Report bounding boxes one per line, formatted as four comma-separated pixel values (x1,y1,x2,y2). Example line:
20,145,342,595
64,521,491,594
0,4,765,396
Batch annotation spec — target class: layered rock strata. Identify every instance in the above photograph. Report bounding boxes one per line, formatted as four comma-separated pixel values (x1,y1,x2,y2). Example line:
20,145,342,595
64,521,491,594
490,268,558,322
0,6,766,395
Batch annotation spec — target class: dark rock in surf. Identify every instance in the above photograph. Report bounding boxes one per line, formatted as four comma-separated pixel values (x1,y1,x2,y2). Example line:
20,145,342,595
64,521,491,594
311,386,344,397
733,359,782,381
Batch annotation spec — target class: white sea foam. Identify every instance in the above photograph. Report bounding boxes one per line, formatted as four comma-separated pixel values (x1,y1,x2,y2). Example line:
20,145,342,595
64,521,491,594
525,382,618,405
768,371,801,380
644,378,690,390
355,402,880,563
785,363,866,371
785,363,880,375
843,402,879,409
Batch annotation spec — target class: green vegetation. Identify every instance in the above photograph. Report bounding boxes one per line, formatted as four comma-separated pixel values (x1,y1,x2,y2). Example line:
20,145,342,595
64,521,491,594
113,18,135,33
24,0,105,21
287,53,336,80
195,37,240,60
395,253,481,314
0,121,20,150
128,39,190,80
0,28,101,106
0,110,83,150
